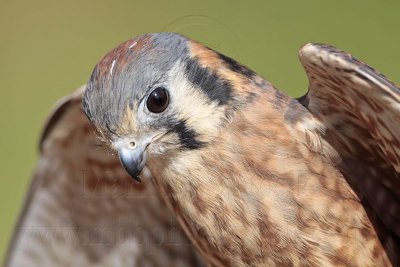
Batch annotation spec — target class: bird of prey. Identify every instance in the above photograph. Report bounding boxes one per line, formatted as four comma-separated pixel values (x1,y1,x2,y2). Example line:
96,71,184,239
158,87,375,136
5,86,205,267
83,33,400,266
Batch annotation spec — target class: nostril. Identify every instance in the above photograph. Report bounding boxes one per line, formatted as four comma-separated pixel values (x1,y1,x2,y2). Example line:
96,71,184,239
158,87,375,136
128,141,136,149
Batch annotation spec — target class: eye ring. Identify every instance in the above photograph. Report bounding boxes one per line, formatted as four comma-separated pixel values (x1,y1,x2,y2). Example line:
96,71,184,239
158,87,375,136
146,87,169,113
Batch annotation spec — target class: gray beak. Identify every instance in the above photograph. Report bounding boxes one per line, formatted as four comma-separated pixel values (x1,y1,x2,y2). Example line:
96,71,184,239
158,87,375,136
118,146,148,182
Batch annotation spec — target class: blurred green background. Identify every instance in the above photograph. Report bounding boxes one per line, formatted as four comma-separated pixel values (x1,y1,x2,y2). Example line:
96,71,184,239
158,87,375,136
1,0,400,261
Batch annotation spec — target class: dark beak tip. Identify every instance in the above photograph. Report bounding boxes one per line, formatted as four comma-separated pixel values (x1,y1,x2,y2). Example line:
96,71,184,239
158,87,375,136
120,161,143,182
118,148,145,183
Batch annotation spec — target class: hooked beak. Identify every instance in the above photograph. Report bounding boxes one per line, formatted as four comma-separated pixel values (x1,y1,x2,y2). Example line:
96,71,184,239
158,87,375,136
118,144,148,182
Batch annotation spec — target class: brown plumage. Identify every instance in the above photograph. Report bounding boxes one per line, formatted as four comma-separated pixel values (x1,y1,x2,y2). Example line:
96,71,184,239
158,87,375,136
83,33,400,266
5,86,205,267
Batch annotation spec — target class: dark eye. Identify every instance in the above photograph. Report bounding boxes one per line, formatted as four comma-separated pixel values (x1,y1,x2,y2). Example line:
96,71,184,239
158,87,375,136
146,87,169,113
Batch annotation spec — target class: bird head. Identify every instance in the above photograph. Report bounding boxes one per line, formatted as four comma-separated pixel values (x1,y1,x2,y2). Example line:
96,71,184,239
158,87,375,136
83,32,259,181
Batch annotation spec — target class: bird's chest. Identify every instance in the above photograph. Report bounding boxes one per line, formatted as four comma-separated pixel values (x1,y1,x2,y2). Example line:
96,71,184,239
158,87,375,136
148,139,390,267
148,148,301,266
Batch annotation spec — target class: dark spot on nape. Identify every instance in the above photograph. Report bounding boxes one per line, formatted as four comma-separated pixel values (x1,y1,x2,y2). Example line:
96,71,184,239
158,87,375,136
217,52,256,78
253,76,269,90
284,99,306,125
245,91,258,103
167,119,205,150
273,89,287,109
296,93,309,108
185,58,232,105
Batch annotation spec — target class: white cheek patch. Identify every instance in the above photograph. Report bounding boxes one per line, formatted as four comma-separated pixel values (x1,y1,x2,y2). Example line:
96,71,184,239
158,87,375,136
167,61,228,141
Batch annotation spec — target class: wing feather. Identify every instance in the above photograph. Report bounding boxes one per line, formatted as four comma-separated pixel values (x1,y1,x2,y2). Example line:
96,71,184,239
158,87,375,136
298,44,400,265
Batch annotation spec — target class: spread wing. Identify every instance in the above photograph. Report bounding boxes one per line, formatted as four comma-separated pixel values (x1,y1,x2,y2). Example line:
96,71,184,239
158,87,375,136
298,44,400,265
5,86,204,267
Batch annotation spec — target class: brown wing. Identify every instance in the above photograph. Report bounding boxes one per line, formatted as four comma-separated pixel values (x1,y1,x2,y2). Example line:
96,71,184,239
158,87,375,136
5,86,204,267
298,44,400,265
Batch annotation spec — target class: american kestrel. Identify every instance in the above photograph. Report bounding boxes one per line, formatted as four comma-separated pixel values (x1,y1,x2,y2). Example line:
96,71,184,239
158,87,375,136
83,33,400,266
5,86,205,267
